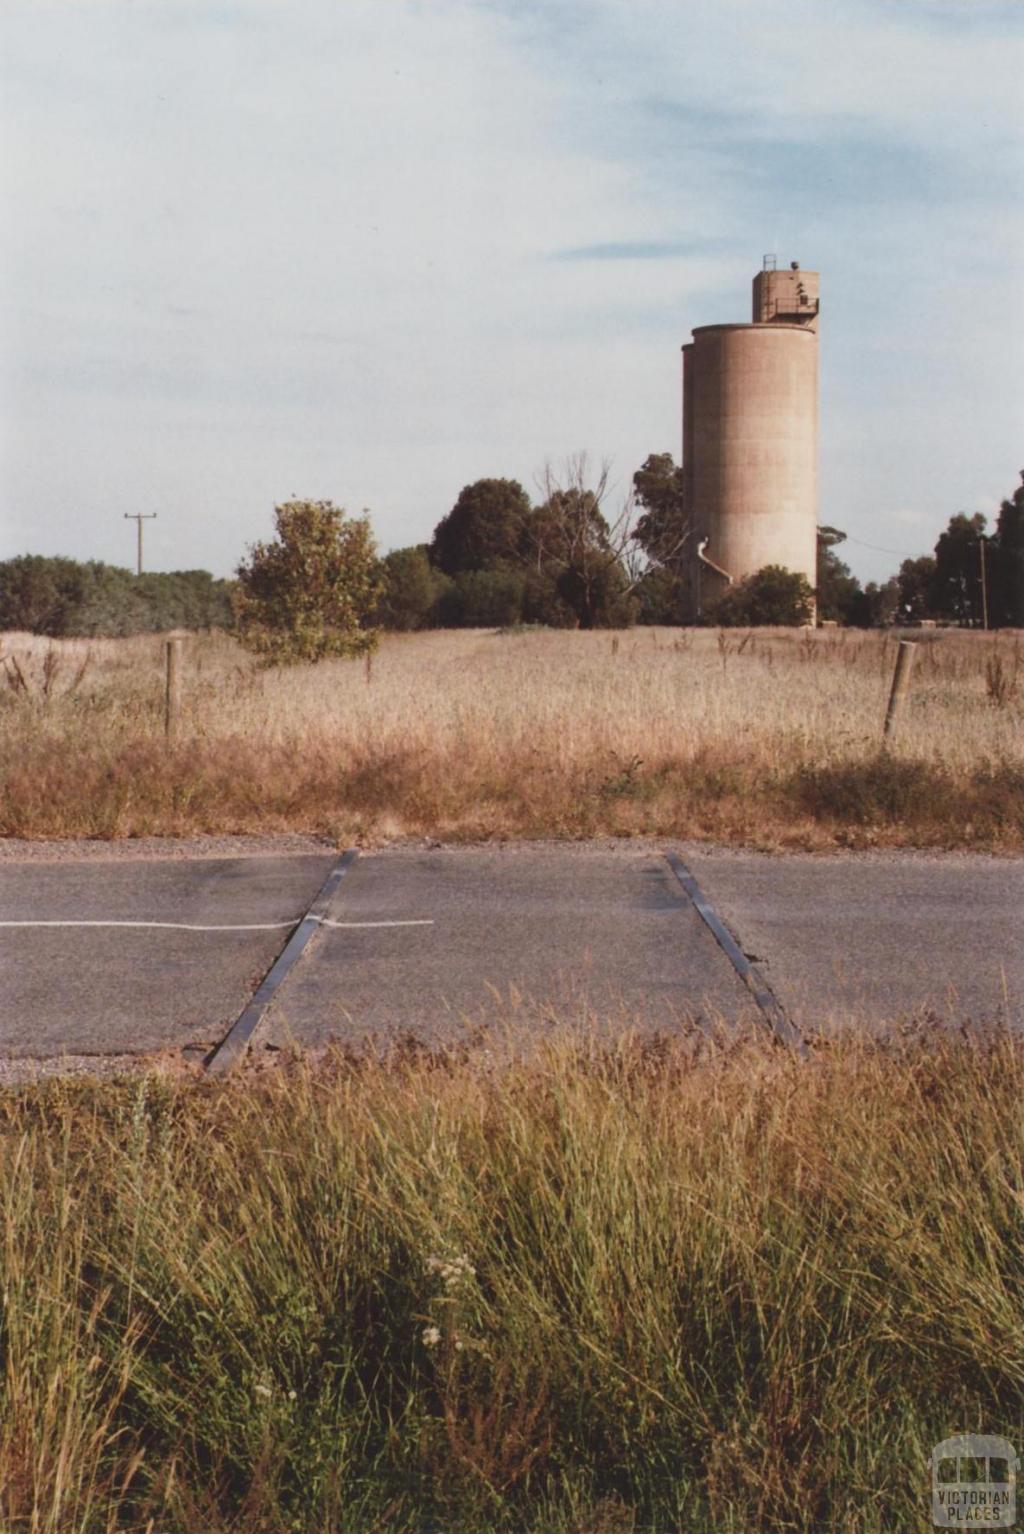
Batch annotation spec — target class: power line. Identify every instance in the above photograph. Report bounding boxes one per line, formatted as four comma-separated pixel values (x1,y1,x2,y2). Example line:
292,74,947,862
842,534,925,559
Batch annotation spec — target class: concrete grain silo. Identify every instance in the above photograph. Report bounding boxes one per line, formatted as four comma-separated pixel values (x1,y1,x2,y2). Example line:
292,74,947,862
681,258,819,619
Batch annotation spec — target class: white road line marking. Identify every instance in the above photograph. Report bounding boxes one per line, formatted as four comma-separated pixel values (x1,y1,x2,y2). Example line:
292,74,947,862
0,919,299,931
0,917,435,933
317,918,434,929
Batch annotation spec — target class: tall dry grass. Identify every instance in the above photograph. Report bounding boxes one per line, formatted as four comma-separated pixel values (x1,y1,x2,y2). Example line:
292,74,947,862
1,1024,1022,1532
1,626,1022,846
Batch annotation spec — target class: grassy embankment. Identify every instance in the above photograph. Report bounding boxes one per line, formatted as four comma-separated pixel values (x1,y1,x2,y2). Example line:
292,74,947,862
0,625,1022,848
2,1026,1022,1533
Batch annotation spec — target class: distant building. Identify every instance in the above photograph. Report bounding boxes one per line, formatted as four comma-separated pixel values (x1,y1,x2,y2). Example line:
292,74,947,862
682,257,819,619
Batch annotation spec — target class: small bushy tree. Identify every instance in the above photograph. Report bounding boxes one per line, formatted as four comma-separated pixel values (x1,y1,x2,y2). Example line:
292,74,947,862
0,555,85,634
632,563,682,624
520,565,575,628
434,568,526,628
234,500,382,664
377,546,449,631
706,565,815,627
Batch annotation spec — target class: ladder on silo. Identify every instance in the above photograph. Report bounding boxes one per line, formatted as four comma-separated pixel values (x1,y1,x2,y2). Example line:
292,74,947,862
760,254,777,321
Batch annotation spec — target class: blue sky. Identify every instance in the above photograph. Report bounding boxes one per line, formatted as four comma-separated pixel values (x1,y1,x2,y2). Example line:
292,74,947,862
1,0,1021,585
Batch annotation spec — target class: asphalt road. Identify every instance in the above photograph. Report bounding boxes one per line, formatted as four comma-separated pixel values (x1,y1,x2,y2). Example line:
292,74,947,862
685,847,1023,1031
0,842,1020,1069
263,845,759,1052
0,854,335,1058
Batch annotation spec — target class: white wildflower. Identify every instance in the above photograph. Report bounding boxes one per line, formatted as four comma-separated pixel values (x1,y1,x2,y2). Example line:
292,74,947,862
422,1325,442,1347
427,1252,476,1290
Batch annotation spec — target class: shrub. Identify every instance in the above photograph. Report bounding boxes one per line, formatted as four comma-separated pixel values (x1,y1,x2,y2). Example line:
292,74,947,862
435,568,526,628
377,545,448,631
706,564,815,627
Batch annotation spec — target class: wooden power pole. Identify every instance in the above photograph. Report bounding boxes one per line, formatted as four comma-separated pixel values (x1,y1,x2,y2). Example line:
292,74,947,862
124,512,157,576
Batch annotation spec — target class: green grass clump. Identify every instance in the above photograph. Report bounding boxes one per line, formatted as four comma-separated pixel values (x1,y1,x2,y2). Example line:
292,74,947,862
2,1025,1023,1532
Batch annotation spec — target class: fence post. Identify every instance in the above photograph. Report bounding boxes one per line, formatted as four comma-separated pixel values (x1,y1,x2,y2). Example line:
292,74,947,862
883,639,916,740
165,637,182,740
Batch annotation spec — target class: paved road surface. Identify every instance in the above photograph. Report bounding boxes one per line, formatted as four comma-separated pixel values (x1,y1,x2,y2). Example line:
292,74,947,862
264,846,758,1051
0,842,1020,1068
0,855,335,1058
686,848,1023,1031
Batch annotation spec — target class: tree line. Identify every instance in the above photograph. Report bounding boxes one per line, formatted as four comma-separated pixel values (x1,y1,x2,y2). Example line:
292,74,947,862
381,457,819,630
0,556,233,636
381,458,1024,631
817,477,1024,630
1,463,1020,645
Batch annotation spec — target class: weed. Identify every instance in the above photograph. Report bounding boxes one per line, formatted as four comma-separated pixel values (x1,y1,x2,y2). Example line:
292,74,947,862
3,651,29,695
986,651,1018,709
599,755,645,799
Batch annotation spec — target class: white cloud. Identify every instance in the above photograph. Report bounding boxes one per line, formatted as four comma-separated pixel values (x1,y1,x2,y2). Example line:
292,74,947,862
574,0,1023,141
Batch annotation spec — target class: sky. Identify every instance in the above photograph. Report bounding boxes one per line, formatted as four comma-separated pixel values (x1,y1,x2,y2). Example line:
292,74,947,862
1,0,1022,586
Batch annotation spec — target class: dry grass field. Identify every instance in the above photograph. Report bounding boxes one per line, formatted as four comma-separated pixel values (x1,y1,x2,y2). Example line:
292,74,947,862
1,624,1022,847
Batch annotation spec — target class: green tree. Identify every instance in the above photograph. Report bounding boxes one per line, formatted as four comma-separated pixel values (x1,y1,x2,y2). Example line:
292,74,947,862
520,565,576,628
854,577,899,628
631,453,689,568
993,471,1024,627
931,513,987,625
816,527,863,624
896,556,936,623
526,459,636,629
234,500,382,664
140,570,234,631
71,564,148,635
629,453,691,623
0,555,86,634
377,546,449,631
633,563,682,624
435,568,526,628
429,479,533,576
0,556,235,636
705,565,814,627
